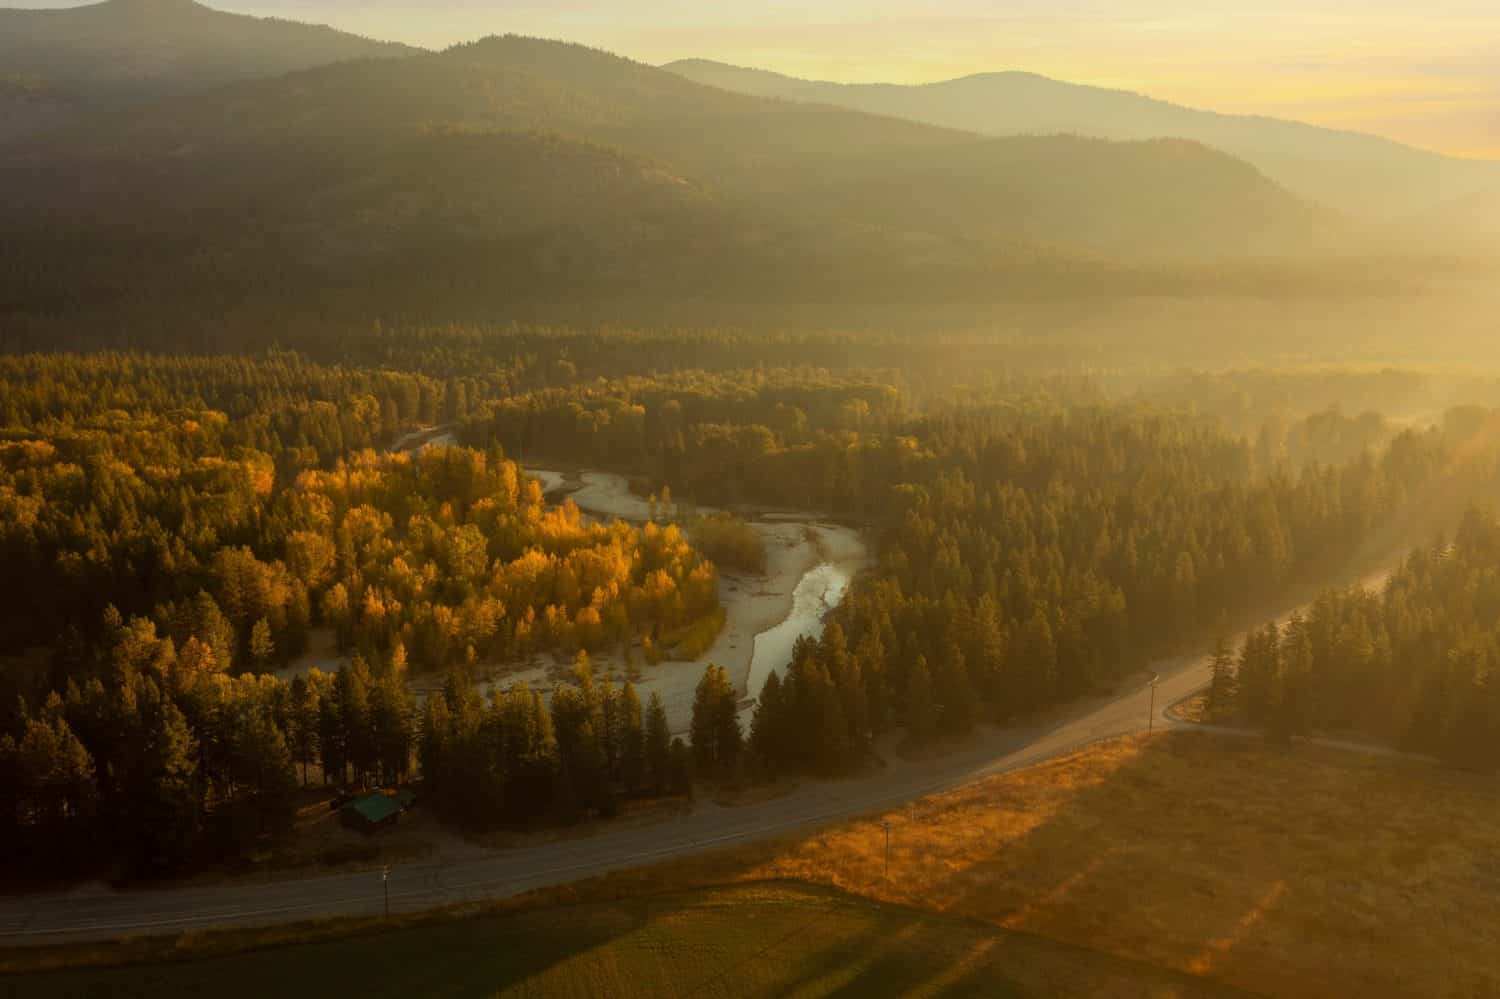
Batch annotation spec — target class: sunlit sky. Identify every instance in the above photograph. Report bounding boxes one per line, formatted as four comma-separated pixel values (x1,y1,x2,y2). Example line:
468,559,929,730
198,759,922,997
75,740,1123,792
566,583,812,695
27,0,1500,157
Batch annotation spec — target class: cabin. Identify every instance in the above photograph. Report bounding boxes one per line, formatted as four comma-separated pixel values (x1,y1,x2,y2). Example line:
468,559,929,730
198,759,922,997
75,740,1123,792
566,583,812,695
340,789,416,833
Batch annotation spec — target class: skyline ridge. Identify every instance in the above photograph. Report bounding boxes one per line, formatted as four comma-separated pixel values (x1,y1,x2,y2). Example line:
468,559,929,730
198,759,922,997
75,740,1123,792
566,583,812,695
4,0,1496,158
662,56,1493,164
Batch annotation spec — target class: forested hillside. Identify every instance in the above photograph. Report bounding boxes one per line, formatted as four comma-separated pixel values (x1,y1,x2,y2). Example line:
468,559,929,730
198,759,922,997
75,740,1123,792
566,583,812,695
0,35,1356,333
0,0,416,138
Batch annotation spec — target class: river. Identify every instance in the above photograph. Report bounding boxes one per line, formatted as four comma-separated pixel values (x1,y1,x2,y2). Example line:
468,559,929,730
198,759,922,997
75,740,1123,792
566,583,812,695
529,467,871,729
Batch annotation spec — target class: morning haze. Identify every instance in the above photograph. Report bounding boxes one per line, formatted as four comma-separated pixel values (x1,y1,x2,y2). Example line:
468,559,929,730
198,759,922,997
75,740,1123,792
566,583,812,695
0,2,1498,997
13,0,1500,156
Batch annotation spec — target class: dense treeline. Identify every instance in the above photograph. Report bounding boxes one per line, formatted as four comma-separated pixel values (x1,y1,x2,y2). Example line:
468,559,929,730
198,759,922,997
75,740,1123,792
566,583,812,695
465,369,909,510
463,367,1456,511
471,369,1500,777
0,629,704,875
740,422,1463,774
423,648,732,835
1208,507,1500,769
0,352,727,877
0,626,420,875
1136,368,1500,439
7,345,1500,879
417,653,695,829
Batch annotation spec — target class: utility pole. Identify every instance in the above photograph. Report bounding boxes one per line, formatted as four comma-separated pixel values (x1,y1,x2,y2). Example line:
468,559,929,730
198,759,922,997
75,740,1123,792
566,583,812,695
383,865,390,919
882,820,893,878
1148,673,1160,735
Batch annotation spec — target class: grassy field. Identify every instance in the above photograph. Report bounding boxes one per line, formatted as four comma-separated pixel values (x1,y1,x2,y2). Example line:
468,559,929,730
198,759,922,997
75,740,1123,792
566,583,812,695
589,732,1500,999
6,882,1243,998
7,732,1499,998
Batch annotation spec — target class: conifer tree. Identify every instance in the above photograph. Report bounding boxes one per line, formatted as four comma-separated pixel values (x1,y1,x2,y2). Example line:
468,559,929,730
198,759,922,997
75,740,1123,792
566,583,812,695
905,655,937,743
341,656,376,784
690,664,741,775
644,691,671,794
617,681,646,792
749,670,787,777
936,639,977,733
1207,636,1239,720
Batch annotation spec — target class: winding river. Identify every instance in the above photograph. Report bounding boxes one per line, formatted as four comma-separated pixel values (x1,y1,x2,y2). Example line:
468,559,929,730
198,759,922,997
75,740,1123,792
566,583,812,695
529,468,870,726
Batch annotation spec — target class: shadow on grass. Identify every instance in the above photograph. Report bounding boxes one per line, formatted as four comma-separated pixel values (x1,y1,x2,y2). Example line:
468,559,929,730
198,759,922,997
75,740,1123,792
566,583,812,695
868,730,1483,999
4,893,678,999
892,734,1301,992
5,879,1254,999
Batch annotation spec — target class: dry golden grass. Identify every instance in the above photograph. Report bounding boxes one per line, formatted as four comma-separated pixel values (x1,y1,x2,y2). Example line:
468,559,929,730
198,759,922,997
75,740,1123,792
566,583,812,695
589,732,1500,999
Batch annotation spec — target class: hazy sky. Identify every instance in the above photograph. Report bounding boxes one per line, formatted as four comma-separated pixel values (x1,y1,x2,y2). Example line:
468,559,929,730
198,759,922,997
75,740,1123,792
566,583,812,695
28,0,1500,157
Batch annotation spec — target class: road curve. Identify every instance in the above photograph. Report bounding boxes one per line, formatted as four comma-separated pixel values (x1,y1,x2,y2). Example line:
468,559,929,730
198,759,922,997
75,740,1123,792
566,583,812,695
0,569,1393,945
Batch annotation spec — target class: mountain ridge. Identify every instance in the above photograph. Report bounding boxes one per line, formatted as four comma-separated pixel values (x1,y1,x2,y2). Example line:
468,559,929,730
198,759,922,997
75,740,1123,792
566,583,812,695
0,34,1400,322
664,58,1500,220
0,0,420,141
5,34,1332,256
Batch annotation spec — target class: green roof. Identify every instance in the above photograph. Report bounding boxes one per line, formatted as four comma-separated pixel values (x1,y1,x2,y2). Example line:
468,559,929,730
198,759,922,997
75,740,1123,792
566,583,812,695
343,792,405,824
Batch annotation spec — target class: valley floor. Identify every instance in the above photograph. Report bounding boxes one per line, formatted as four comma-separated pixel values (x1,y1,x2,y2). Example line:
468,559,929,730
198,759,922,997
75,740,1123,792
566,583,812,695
8,732,1498,998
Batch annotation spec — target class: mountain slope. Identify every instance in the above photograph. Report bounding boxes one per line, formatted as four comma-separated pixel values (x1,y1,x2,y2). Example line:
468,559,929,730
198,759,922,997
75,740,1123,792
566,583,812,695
11,35,1327,249
664,59,1500,221
0,0,418,141
0,36,1355,320
774,135,1335,258
18,35,968,181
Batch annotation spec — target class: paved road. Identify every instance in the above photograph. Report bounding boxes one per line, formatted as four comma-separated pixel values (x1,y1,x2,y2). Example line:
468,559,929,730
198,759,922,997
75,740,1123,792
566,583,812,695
0,569,1393,944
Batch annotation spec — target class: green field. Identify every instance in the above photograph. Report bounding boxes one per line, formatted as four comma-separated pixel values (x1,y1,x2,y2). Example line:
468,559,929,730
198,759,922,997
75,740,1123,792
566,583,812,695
7,883,1245,999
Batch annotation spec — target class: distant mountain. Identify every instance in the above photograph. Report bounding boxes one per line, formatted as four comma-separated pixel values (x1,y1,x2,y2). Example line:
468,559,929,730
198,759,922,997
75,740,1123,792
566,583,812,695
17,36,959,174
0,0,418,141
0,36,1359,320
664,59,1500,221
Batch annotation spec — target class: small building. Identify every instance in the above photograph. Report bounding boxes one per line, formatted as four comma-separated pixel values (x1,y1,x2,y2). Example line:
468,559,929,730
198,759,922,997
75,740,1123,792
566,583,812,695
340,789,415,833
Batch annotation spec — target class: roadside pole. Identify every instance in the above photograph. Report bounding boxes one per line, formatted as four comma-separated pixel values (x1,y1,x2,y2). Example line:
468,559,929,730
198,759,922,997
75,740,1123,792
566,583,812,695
882,820,893,879
383,866,390,919
1148,673,1160,734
